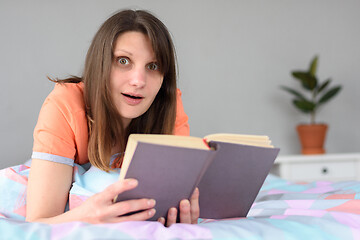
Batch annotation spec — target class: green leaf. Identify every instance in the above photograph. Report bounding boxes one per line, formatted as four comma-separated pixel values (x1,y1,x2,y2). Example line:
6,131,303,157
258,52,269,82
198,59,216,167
318,86,342,104
293,99,316,113
292,71,318,90
309,56,318,76
317,78,331,94
280,86,307,101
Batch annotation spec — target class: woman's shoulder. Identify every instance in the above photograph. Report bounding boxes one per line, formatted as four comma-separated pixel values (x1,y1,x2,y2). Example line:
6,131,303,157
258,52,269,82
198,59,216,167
176,88,183,97
47,82,85,113
34,82,88,164
49,82,84,101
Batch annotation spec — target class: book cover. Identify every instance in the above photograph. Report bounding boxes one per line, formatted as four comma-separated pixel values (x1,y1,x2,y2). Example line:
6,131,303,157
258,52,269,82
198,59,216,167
114,141,218,221
198,141,280,219
114,133,280,221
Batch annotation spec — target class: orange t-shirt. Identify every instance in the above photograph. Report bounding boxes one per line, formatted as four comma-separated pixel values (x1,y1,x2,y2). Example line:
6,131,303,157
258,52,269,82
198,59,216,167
32,82,189,166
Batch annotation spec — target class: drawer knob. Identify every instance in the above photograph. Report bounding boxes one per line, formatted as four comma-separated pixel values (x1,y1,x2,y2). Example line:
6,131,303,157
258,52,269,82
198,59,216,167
322,167,328,174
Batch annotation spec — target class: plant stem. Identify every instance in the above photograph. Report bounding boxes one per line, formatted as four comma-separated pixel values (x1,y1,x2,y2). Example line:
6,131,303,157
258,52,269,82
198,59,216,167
311,88,317,124
311,111,315,125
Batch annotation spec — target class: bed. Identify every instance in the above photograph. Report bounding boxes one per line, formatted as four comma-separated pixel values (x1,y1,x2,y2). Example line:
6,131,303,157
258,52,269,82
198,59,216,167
1,161,360,239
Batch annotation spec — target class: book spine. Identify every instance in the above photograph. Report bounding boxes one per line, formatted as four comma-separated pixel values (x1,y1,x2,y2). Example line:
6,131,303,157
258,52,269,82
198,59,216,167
192,142,219,196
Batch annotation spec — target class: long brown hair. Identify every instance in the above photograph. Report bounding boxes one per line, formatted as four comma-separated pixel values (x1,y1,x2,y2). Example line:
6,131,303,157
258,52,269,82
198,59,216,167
52,10,177,171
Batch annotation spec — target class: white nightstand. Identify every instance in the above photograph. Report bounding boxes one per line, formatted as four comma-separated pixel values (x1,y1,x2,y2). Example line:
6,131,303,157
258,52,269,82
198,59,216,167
271,153,360,182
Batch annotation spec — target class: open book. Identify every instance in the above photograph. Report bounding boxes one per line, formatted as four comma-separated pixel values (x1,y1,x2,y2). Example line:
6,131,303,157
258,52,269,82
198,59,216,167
114,133,280,221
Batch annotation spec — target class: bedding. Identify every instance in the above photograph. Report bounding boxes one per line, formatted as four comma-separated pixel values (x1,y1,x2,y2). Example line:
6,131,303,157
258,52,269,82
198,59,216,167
0,161,360,239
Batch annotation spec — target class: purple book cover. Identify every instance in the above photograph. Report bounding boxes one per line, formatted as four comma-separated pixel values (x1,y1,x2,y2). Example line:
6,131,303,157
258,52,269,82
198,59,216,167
198,141,280,219
115,142,218,221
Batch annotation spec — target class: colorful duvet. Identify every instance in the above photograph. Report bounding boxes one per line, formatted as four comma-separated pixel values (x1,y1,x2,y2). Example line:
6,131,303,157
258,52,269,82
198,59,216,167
0,161,360,239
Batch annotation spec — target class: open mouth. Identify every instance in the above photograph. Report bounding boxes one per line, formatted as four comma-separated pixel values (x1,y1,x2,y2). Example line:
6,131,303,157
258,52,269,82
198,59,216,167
122,93,144,99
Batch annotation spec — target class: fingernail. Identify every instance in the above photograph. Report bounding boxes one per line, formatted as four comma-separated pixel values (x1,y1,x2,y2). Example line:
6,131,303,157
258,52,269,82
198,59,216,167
127,179,138,186
148,209,156,216
181,200,190,210
170,207,177,216
148,199,156,207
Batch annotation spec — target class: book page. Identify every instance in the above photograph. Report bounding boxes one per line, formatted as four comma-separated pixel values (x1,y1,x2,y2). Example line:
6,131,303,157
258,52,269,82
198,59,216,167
204,133,274,148
129,134,210,149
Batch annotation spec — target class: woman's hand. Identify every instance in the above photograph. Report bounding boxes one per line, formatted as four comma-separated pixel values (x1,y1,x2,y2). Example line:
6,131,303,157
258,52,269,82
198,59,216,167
158,187,200,227
73,179,156,224
27,159,156,224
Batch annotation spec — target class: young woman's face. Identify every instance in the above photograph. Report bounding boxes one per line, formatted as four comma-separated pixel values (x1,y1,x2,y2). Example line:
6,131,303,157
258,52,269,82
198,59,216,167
110,31,163,126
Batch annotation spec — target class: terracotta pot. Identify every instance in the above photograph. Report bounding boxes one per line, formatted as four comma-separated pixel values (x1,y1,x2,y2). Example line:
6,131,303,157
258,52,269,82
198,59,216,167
296,124,328,155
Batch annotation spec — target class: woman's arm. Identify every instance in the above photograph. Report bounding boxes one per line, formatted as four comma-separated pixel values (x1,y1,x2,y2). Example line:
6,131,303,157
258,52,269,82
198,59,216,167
26,159,73,222
26,159,156,224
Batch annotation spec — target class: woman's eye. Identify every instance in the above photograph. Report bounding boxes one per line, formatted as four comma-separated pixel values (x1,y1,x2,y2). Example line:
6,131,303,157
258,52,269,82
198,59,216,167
148,62,159,71
117,57,129,65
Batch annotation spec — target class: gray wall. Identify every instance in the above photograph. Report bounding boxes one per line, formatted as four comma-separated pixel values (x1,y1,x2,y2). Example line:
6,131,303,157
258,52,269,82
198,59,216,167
1,0,359,169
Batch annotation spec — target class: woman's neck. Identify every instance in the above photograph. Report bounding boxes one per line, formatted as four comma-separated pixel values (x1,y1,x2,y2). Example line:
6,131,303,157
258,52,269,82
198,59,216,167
121,117,131,130
111,118,131,156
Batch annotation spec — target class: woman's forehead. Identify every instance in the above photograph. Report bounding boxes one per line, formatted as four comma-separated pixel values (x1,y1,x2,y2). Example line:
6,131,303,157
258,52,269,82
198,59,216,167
113,31,156,60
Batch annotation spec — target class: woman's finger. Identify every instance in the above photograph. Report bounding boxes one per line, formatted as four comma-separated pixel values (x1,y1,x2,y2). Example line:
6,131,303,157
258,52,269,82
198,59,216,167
107,198,156,218
109,208,156,223
179,199,191,223
190,188,200,224
158,217,165,225
103,179,138,201
166,207,177,227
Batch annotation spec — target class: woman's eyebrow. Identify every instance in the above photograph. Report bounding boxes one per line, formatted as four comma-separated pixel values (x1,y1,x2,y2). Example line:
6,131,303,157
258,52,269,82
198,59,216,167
113,49,157,62
113,49,133,56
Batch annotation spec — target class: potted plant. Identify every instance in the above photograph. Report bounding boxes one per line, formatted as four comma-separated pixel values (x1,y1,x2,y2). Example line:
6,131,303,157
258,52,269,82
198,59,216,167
281,56,342,154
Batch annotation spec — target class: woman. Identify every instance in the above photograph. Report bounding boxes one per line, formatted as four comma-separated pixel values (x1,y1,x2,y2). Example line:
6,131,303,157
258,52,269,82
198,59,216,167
25,9,199,226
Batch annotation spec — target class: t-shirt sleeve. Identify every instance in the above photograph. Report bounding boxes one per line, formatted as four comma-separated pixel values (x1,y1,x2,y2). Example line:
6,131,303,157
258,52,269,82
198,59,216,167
174,89,190,136
32,87,78,166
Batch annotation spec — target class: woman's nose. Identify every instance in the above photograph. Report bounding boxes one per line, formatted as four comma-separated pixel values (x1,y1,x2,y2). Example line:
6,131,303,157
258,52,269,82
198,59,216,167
129,67,146,88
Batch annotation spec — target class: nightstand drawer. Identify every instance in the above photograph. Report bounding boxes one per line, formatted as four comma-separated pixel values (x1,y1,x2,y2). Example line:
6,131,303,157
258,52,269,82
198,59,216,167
288,160,357,181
